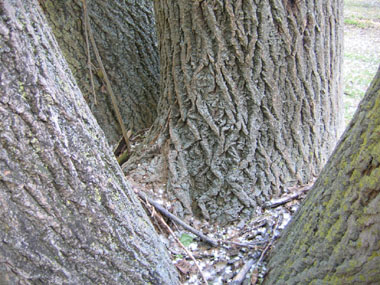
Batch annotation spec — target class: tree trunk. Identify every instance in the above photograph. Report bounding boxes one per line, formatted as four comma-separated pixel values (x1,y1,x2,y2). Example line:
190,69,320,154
0,1,178,283
135,0,343,223
263,66,380,284
39,0,160,146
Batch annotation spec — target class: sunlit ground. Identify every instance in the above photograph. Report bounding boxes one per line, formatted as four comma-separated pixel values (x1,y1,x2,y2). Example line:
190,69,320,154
343,0,380,124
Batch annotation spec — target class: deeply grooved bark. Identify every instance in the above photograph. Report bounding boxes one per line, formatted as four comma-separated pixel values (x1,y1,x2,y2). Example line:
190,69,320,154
39,0,160,146
264,66,380,284
0,1,178,283
145,0,343,224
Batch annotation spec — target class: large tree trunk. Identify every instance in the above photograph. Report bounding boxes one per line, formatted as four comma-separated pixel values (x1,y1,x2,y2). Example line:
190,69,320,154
0,0,178,283
39,0,160,146
263,66,380,284
131,0,343,223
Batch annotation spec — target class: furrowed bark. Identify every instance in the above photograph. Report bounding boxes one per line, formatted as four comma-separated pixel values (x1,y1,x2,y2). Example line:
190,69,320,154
134,0,343,223
263,66,380,284
0,0,178,283
39,0,160,146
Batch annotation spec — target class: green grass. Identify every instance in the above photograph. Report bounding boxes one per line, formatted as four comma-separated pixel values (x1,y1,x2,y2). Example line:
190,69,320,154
344,0,380,23
344,17,375,29
343,0,380,124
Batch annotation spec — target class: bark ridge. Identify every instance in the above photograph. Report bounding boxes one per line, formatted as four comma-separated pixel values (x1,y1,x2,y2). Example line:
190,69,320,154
40,0,160,145
264,66,380,284
0,1,178,283
147,0,343,223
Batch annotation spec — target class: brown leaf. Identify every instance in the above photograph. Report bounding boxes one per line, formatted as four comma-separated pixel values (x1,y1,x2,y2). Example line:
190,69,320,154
175,259,192,275
251,268,259,284
100,84,107,93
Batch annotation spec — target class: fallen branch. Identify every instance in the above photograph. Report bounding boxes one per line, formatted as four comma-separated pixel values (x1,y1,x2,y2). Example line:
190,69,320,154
135,190,272,249
232,216,282,284
136,191,218,247
221,240,267,249
230,258,255,285
139,197,208,284
264,184,313,209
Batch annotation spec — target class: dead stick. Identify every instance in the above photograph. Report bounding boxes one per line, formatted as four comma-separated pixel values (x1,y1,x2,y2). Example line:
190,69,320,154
136,191,218,247
232,217,281,284
264,185,312,209
143,200,208,284
221,240,267,248
231,258,255,285
82,0,131,152
81,0,97,105
256,216,281,264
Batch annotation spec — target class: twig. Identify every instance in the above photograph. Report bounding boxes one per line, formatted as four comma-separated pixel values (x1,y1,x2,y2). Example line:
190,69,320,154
81,0,131,152
82,0,97,105
256,215,281,264
232,216,282,284
226,220,268,241
137,191,265,249
136,191,218,247
141,198,208,284
221,240,267,249
230,258,255,285
263,184,313,209
248,224,280,285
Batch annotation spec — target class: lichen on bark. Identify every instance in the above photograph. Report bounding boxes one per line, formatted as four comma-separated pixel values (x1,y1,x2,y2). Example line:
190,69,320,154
263,66,380,284
0,0,178,283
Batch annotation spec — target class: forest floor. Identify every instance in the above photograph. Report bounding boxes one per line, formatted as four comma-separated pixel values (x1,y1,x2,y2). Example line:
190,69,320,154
127,166,310,284
125,1,380,284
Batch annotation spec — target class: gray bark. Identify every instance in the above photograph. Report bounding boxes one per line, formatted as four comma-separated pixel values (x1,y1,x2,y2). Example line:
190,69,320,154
263,66,380,284
39,0,160,146
130,0,343,223
0,0,178,283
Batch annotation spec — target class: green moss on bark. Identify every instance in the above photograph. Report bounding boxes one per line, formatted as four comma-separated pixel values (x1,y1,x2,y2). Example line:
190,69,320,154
264,66,380,284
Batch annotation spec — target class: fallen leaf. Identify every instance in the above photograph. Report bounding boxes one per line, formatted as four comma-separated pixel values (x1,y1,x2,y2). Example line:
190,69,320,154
251,268,259,284
180,233,194,247
175,259,192,275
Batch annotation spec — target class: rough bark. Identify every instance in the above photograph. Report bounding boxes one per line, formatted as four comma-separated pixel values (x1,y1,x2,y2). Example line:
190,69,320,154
0,0,178,283
133,0,343,223
39,0,159,146
263,66,380,284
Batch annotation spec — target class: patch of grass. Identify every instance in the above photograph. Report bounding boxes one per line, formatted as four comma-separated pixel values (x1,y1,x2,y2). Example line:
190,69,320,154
344,52,376,63
344,0,380,29
344,17,376,29
343,0,380,124
345,0,380,20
